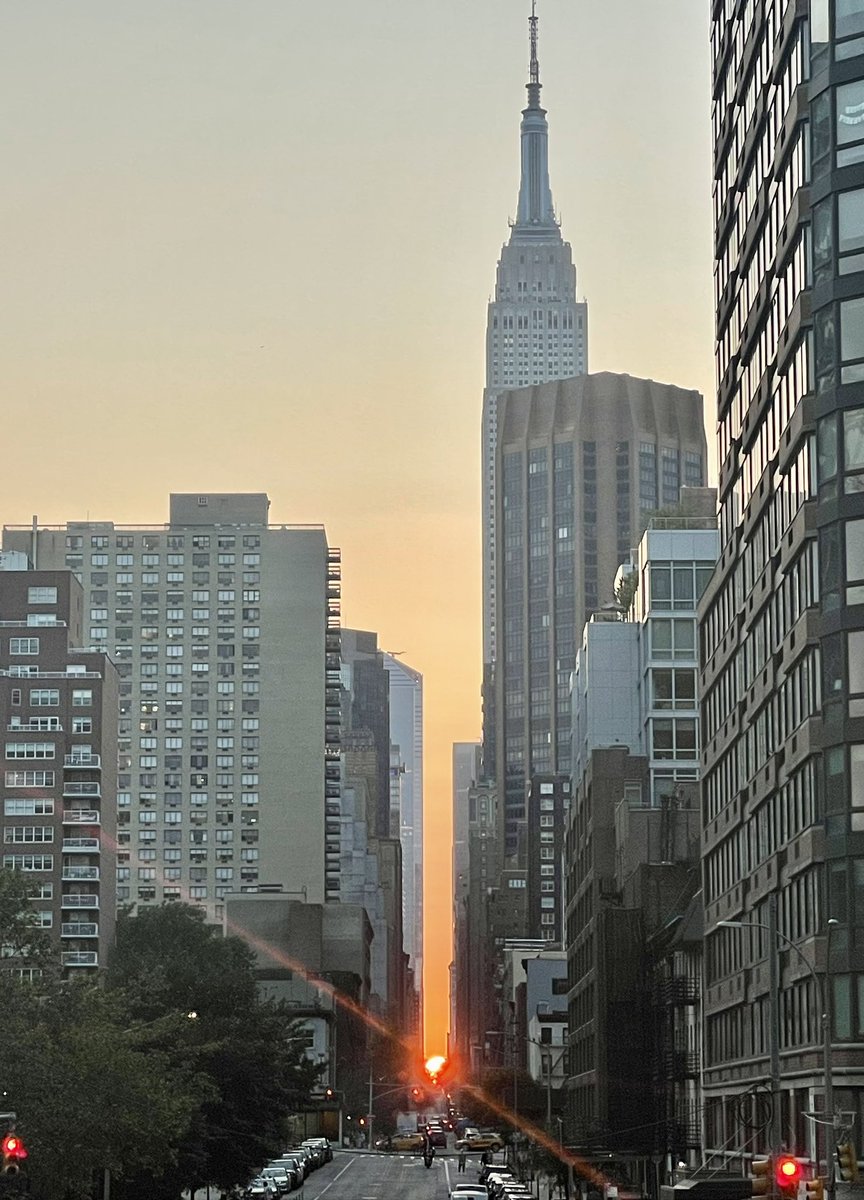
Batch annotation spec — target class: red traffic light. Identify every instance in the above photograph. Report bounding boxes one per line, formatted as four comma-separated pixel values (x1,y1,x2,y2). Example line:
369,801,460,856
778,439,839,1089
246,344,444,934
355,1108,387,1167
776,1157,801,1188
1,1134,27,1161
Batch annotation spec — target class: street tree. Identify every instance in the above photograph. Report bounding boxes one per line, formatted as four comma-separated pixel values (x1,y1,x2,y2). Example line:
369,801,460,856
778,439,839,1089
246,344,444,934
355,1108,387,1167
106,903,320,1199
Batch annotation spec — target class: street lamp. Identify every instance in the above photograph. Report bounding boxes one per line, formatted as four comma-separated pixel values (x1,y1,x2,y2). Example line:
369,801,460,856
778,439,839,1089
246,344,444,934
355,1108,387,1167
716,915,838,1192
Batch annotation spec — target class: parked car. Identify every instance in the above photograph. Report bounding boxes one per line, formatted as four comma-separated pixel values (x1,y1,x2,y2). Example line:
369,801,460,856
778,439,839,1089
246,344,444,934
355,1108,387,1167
451,1188,488,1200
261,1168,291,1195
299,1142,324,1168
303,1138,333,1163
288,1148,312,1177
457,1130,504,1152
246,1179,279,1200
269,1158,303,1189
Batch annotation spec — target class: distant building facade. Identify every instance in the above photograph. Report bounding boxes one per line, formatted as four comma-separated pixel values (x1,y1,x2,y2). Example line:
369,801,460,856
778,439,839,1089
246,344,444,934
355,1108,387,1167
0,568,118,975
383,653,423,1023
3,494,341,922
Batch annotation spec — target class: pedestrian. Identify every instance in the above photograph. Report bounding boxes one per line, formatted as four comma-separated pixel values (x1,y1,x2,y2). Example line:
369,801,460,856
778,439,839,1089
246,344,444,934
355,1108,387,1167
482,1149,492,1166
458,1148,467,1173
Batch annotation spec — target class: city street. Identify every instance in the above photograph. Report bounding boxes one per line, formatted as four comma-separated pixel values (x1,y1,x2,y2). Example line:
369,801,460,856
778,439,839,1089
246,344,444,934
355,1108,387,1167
301,1150,486,1200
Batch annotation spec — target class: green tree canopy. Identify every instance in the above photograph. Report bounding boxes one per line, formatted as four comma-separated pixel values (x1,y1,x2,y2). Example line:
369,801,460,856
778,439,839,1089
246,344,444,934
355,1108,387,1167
106,904,320,1199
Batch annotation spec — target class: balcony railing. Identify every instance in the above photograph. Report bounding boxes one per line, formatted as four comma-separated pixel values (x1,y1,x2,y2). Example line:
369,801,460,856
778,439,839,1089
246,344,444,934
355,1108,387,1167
62,782,101,798
61,923,98,938
61,951,98,967
61,866,100,881
64,754,101,769
62,810,100,825
61,894,99,909
63,838,100,853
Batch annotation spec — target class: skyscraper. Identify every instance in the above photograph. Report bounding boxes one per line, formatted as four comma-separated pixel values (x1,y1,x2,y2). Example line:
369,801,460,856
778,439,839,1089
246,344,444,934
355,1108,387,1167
383,653,423,1019
494,373,706,860
700,2,864,1166
4,494,341,923
482,3,589,746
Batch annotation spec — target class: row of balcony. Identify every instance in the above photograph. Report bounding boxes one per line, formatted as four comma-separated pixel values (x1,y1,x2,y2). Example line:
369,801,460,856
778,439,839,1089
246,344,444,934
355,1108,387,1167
62,838,100,853
61,894,99,908
62,951,98,968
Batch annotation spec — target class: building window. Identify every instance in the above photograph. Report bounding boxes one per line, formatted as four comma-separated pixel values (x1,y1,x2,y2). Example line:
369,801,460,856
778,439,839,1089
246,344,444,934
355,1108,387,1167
9,638,39,655
28,587,58,604
5,743,55,760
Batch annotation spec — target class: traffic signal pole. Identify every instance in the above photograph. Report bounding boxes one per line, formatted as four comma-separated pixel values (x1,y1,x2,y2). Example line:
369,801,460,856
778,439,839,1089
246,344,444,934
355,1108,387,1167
768,896,782,1160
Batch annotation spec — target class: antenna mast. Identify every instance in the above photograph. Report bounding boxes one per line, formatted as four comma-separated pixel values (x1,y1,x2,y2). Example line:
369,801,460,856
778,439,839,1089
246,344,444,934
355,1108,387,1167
529,0,539,86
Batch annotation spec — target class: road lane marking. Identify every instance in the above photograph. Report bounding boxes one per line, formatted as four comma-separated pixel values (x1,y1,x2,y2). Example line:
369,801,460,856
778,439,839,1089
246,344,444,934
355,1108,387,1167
309,1156,357,1200
445,1160,452,1192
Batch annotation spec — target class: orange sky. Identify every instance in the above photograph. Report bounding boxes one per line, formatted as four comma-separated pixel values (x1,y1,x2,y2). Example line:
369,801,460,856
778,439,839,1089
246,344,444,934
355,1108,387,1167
0,2,715,1053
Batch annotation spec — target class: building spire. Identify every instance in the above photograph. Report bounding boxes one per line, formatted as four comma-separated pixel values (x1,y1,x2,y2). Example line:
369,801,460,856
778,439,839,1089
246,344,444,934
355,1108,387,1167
513,0,558,236
527,0,541,109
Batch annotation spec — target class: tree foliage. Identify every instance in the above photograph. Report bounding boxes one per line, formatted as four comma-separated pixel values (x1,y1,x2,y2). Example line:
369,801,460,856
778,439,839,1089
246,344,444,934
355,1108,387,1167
0,887,318,1200
0,977,204,1200
0,867,56,979
107,904,320,1199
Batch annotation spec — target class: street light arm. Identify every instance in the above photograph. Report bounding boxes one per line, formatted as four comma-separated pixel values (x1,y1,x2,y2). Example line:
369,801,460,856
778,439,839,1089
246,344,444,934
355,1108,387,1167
717,919,825,1012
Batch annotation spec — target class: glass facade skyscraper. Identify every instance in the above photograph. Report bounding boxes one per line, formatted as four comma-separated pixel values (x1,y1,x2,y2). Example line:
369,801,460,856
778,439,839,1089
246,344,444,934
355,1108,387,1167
701,0,864,1163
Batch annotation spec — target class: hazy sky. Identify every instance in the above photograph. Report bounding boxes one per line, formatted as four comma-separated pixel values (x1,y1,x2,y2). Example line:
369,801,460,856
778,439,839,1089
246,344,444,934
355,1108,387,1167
0,1,713,1052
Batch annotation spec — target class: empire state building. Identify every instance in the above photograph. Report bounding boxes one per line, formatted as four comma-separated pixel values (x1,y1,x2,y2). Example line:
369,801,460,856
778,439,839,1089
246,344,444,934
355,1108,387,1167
481,4,588,769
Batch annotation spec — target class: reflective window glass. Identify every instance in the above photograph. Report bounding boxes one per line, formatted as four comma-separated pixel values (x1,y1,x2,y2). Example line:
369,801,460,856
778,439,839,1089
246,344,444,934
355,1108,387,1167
838,0,864,40
846,518,864,603
850,634,864,716
838,80,864,166
845,410,864,482
819,413,839,483
813,90,832,171
840,189,864,255
813,199,834,283
841,297,864,382
822,524,842,609
815,305,837,393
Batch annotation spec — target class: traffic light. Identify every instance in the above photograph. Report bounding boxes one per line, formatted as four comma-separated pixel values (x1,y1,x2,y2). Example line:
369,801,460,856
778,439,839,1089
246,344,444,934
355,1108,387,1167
775,1156,802,1197
1,1134,27,1174
805,1177,824,1200
837,1142,859,1183
749,1156,772,1196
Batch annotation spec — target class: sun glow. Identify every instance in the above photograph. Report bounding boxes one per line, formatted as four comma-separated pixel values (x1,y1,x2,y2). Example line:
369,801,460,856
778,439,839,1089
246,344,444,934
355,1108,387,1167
425,1055,446,1078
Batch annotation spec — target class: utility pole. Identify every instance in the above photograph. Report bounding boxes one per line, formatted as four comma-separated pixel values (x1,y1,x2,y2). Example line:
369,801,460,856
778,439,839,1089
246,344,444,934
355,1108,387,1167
768,895,781,1157
824,919,838,1200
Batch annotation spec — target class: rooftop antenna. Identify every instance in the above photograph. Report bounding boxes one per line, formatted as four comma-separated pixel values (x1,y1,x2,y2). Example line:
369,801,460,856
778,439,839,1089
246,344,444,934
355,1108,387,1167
527,0,541,107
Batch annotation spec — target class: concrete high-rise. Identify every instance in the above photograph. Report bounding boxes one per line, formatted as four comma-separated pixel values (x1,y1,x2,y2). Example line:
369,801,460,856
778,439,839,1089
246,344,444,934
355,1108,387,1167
3,494,341,924
494,373,706,860
700,3,864,1168
382,653,423,1023
482,4,589,760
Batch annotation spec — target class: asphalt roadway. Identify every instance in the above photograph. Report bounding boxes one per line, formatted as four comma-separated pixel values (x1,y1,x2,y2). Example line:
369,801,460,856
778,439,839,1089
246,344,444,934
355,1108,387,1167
300,1149,495,1200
